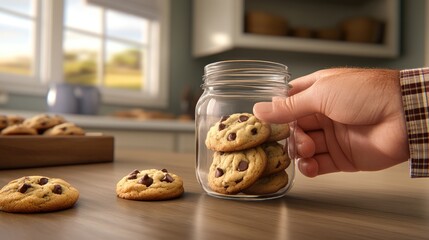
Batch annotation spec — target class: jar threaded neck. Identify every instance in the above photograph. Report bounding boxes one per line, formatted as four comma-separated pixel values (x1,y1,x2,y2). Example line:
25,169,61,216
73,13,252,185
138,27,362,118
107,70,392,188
202,60,291,89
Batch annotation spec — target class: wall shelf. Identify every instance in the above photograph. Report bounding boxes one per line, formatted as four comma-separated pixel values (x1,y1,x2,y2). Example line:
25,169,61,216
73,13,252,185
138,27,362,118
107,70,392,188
193,0,400,58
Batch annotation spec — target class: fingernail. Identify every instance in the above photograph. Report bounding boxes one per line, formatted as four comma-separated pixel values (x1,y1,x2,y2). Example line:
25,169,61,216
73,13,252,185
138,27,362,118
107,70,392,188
253,102,273,114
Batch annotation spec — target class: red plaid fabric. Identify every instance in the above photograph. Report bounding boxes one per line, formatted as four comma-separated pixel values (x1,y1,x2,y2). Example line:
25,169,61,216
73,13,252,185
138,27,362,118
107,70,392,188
400,67,429,177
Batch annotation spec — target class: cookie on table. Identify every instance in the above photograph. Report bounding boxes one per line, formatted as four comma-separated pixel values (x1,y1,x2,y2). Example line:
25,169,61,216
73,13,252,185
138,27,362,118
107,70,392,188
243,171,289,195
0,115,7,130
50,115,67,126
1,124,37,135
116,168,184,201
23,114,59,132
205,113,271,152
268,123,290,142
6,115,25,126
44,122,85,136
261,142,291,176
208,146,267,194
0,176,79,213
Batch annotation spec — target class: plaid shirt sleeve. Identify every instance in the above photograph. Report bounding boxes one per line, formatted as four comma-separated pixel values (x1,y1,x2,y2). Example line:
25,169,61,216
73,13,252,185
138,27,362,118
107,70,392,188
400,67,429,178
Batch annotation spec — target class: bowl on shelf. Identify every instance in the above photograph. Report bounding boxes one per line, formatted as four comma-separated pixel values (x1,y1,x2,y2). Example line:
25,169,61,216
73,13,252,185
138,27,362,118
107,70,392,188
341,16,384,43
245,11,288,36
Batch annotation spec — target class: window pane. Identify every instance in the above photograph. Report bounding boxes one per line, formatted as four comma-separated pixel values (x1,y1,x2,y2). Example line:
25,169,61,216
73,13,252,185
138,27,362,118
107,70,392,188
0,12,33,76
64,31,100,85
106,10,149,43
105,41,143,90
0,0,35,16
64,0,102,34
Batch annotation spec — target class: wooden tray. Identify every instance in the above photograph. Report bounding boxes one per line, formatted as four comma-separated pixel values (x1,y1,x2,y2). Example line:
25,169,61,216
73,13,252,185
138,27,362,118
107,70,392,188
0,135,114,169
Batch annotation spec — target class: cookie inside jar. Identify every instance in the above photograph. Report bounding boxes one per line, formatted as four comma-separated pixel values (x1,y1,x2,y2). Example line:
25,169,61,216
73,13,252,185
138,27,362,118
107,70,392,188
204,113,294,198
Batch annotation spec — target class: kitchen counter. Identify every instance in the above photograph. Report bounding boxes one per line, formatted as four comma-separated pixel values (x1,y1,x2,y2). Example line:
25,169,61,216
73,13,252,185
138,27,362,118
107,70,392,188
1,149,429,240
0,109,195,152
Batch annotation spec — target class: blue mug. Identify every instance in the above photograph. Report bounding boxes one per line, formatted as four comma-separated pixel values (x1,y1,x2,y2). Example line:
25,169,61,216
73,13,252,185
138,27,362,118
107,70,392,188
47,83,100,115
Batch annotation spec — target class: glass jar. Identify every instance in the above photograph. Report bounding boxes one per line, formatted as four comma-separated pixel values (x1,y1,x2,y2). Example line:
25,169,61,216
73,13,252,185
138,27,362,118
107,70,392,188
195,60,296,200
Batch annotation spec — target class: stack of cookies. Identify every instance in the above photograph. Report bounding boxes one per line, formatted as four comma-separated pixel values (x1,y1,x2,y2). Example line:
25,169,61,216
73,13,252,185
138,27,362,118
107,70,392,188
0,114,85,136
205,113,291,195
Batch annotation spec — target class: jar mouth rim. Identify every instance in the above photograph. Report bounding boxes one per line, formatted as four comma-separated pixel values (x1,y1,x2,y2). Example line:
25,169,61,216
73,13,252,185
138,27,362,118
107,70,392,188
203,60,291,88
205,59,287,68
204,60,289,76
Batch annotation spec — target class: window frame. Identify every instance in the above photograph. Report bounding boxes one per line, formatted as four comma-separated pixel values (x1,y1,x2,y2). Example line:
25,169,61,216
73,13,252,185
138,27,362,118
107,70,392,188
0,0,170,108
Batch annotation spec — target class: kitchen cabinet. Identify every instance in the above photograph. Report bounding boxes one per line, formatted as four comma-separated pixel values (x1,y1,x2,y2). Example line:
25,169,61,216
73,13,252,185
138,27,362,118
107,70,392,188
193,0,400,58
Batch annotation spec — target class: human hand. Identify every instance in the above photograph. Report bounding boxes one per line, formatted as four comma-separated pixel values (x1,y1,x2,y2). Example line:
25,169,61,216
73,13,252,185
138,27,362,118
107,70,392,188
253,68,409,177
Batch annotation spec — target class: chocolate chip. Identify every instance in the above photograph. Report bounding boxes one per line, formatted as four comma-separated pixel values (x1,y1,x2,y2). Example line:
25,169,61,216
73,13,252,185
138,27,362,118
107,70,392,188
220,115,229,122
127,169,140,179
161,168,168,173
237,160,248,171
18,183,31,193
227,132,236,141
38,177,49,185
129,169,140,175
127,174,137,180
276,161,281,168
52,184,62,194
61,127,67,131
251,128,257,135
235,178,243,184
215,168,224,177
138,174,153,187
218,123,226,131
238,115,249,122
161,173,174,183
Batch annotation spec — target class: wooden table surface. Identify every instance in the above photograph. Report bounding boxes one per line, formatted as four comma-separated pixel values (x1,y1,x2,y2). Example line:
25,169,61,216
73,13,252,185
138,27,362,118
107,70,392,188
1,148,429,240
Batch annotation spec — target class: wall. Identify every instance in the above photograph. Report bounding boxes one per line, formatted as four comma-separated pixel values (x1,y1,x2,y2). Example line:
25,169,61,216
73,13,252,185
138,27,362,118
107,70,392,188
1,0,426,115
175,0,426,114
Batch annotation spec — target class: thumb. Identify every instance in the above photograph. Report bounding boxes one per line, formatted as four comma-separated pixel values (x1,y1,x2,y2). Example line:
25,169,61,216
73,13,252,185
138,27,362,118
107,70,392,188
253,90,318,124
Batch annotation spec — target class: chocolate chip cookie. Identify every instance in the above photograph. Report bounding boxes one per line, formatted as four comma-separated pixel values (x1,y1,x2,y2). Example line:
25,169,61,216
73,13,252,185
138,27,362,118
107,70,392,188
6,115,25,126
44,122,85,136
268,123,290,142
1,124,38,135
205,113,271,152
23,114,59,133
243,171,289,195
261,142,291,176
0,176,79,213
0,115,7,130
208,146,267,194
116,168,184,201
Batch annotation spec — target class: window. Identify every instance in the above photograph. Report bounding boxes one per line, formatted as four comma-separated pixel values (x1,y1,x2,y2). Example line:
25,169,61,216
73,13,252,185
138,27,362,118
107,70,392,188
0,0,170,107
0,0,41,93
